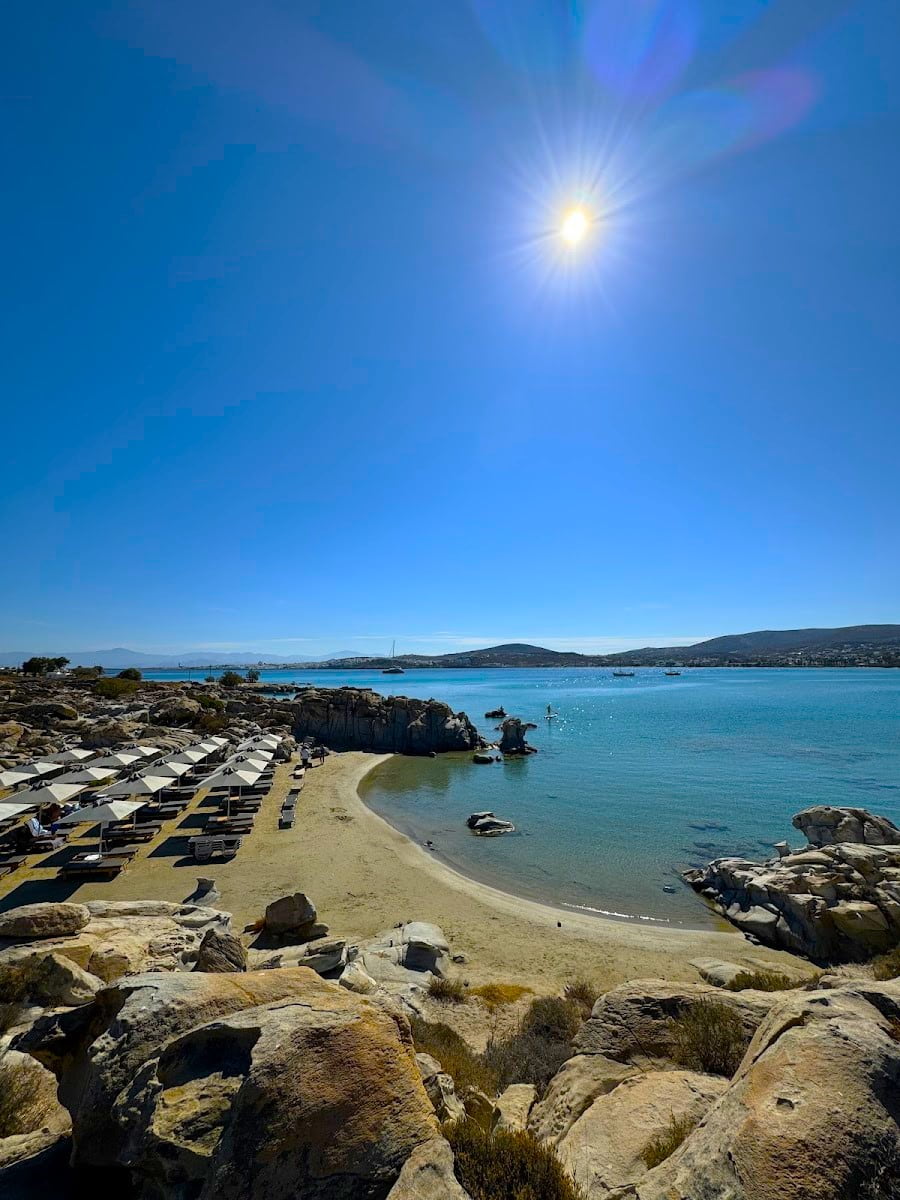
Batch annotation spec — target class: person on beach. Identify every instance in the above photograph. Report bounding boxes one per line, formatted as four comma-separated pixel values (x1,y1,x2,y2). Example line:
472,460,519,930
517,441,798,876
301,744,311,767
316,746,326,765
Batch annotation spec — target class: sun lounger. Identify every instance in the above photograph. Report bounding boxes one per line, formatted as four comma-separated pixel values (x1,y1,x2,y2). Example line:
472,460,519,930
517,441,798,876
104,825,157,844
189,834,242,861
58,854,126,880
0,856,27,878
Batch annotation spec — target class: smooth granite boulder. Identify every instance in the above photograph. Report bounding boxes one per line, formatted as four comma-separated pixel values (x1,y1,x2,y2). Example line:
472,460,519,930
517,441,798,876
528,1054,639,1145
0,903,90,941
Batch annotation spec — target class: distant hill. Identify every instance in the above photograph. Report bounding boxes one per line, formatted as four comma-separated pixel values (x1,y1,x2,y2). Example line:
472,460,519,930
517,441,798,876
0,649,302,669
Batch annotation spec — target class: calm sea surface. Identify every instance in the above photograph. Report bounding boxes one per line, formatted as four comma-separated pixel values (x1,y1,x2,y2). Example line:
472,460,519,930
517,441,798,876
145,667,900,928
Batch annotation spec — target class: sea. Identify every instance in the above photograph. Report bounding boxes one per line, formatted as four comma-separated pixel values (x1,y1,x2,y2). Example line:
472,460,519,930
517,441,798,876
144,667,900,929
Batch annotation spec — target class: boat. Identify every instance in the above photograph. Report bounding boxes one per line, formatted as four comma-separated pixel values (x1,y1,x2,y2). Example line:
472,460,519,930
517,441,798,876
382,640,405,675
612,670,635,678
664,670,682,676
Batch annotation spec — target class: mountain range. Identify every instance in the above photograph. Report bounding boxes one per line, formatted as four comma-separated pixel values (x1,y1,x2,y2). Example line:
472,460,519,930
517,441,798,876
1,627,897,670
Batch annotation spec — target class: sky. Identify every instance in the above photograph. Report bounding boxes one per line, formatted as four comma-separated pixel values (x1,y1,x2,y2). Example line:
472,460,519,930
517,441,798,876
2,0,899,658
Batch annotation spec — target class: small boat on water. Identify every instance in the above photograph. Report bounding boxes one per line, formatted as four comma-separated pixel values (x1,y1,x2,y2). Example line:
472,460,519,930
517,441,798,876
665,670,682,676
382,640,405,674
612,670,635,677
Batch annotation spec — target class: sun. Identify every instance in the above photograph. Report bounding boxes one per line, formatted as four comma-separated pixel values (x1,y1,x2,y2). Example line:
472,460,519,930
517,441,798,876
561,208,590,246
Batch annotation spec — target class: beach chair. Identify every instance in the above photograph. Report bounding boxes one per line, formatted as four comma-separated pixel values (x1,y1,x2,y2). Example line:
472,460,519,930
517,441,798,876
189,834,242,861
57,853,126,880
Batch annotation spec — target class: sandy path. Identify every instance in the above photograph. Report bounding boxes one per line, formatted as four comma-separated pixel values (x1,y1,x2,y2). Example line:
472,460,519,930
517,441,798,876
1,752,799,991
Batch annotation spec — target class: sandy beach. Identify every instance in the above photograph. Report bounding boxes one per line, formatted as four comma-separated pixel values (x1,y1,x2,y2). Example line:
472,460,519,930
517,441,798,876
0,750,806,991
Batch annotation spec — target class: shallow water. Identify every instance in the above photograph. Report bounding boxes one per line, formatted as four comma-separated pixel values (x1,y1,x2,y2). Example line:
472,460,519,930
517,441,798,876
145,667,900,928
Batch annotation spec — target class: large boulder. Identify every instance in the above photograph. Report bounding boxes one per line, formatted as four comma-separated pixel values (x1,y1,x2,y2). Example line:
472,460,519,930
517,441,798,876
574,981,774,1063
387,1137,471,1200
19,702,78,723
557,1069,728,1197
498,717,538,755
0,950,101,1007
360,923,451,984
0,1050,71,1171
0,903,90,941
417,1053,466,1123
528,1054,638,1145
21,968,438,1197
148,695,201,727
80,721,130,748
630,981,900,1200
193,927,247,973
793,806,900,848
495,1083,537,1131
264,891,319,938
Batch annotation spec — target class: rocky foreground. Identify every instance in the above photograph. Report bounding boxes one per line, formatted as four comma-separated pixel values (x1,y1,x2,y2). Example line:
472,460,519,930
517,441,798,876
684,805,900,963
1,891,899,1200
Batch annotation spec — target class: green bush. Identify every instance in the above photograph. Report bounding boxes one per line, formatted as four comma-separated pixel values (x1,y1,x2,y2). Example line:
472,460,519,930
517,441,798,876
0,1054,47,1137
641,1113,696,1169
725,969,798,992
219,671,245,688
409,1016,499,1095
428,976,468,1004
522,996,582,1043
482,1031,572,1095
196,693,225,712
445,1120,583,1200
669,1000,749,1077
95,677,138,699
196,712,229,734
872,948,900,981
117,667,142,681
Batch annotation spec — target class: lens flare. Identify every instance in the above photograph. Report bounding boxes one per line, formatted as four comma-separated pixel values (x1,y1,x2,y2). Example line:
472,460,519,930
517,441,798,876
561,208,590,245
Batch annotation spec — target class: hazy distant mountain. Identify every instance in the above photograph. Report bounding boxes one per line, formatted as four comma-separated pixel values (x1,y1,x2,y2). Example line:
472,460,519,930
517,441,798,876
0,649,299,669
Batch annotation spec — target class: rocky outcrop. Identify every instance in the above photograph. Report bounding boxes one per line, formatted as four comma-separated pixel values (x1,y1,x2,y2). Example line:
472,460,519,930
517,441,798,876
495,1083,537,1131
0,1050,71,1170
793,805,900,848
684,807,900,962
148,695,202,726
528,1055,639,1145
359,923,451,985
558,1070,728,1197
0,902,90,940
628,980,900,1200
0,950,102,1007
387,1137,471,1200
574,980,774,1063
498,716,537,755
417,1053,466,1123
467,811,515,836
263,891,320,938
289,687,484,754
193,927,247,973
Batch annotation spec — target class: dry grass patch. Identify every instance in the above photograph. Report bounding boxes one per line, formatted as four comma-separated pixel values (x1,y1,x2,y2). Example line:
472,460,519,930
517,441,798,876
641,1112,697,1169
872,948,900,981
446,1120,583,1200
0,1055,47,1138
564,978,600,1018
669,1000,749,1078
469,983,532,1011
725,969,799,992
427,977,468,1004
409,1016,500,1095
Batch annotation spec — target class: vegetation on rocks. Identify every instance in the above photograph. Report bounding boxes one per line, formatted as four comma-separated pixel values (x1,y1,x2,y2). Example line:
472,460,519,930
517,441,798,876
0,1054,46,1136
725,969,800,992
469,982,533,1010
446,1120,583,1200
409,1016,500,1095
428,976,468,1003
563,979,601,1019
483,996,581,1094
95,676,138,698
872,947,900,981
669,999,750,1077
219,670,245,687
640,1112,697,1168
116,667,142,680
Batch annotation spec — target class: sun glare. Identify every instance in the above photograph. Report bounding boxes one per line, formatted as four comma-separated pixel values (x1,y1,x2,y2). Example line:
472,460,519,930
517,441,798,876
561,208,589,246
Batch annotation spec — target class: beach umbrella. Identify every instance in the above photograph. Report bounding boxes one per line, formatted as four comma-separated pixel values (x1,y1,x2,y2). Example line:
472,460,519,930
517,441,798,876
41,749,96,764
14,761,64,779
125,745,163,760
149,760,191,780
0,800,40,819
168,748,207,765
55,767,121,785
19,781,87,807
0,769,33,790
103,774,173,797
57,799,145,853
90,751,143,770
205,736,229,747
202,765,260,816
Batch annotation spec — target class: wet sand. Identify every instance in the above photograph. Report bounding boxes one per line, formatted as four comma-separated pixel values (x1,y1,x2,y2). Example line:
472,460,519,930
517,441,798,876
0,752,799,990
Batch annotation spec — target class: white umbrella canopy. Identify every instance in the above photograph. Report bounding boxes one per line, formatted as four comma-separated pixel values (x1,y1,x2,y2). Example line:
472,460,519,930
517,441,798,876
90,752,143,770
127,745,163,758
203,766,261,790
0,800,40,819
15,762,64,778
58,799,145,852
150,760,191,779
55,767,121,785
238,737,278,751
205,736,230,747
19,782,87,807
228,749,272,763
104,774,173,797
168,748,207,765
41,748,96,764
0,769,33,790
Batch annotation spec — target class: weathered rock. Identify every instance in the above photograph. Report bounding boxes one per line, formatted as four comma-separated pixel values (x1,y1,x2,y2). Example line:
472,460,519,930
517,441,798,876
0,950,102,1007
183,877,221,906
472,752,495,764
0,903,90,941
339,961,379,995
417,1053,466,1123
495,1083,537,1131
361,923,451,982
466,812,515,836
793,805,900,848
33,970,438,1198
148,695,202,726
630,981,900,1200
689,958,752,988
193,927,247,973
461,1087,500,1131
684,823,900,962
574,980,774,1063
19,702,78,722
264,891,319,937
80,721,130,748
290,687,484,755
529,1054,638,1145
387,1137,471,1200
498,716,537,755
0,721,25,746
557,1069,728,1197
0,1050,71,1170
251,937,347,975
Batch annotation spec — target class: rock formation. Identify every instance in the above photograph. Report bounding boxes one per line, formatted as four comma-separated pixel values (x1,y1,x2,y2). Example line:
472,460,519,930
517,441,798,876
466,811,516,836
289,687,484,754
498,716,538,755
684,806,900,962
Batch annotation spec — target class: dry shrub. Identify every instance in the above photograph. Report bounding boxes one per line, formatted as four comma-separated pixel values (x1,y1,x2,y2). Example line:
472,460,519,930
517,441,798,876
409,1016,499,1095
428,977,468,1004
563,978,600,1018
0,1055,47,1137
482,995,581,1094
872,948,900,981
469,983,532,1011
669,1000,749,1078
522,996,582,1042
445,1119,583,1200
725,970,798,992
641,1112,697,1169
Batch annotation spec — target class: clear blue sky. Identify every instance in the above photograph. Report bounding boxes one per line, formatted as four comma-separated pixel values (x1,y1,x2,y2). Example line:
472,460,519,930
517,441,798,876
3,1,898,656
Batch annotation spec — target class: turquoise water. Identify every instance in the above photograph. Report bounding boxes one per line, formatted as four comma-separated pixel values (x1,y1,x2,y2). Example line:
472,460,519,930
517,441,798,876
145,667,900,928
